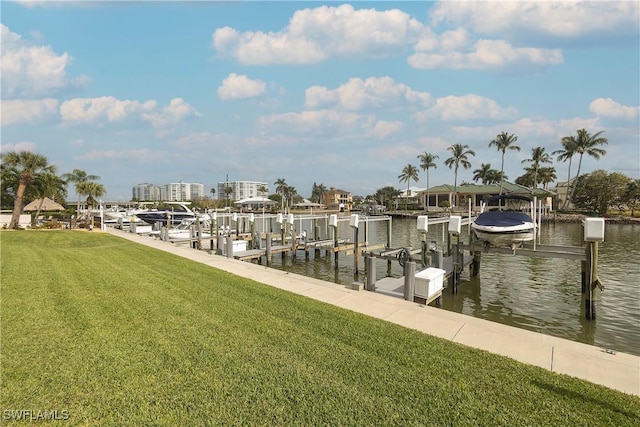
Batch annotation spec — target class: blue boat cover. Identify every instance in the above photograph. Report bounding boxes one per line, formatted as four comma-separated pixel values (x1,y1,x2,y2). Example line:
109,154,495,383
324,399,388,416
474,211,532,227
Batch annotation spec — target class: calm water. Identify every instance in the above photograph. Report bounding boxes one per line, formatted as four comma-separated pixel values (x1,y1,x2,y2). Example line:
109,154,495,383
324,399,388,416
259,217,640,356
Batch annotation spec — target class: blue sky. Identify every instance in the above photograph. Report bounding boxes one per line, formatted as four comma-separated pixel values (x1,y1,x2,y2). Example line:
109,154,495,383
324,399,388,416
2,0,639,201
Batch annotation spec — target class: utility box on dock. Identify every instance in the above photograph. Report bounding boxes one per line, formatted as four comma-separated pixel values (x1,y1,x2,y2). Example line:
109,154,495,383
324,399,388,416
414,267,446,300
584,218,605,242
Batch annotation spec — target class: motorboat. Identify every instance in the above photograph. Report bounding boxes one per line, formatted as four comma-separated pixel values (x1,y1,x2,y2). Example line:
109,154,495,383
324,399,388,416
135,202,196,226
471,195,535,247
150,218,212,239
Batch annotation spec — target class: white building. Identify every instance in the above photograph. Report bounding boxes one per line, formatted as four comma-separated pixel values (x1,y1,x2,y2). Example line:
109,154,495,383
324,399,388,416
132,183,161,201
217,181,269,202
132,182,204,201
161,182,204,201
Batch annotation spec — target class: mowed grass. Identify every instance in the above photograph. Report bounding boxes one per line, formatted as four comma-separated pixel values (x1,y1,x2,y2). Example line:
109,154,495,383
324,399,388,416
1,231,639,426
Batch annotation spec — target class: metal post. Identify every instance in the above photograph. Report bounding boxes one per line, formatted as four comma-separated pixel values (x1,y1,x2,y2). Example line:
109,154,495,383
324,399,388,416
226,236,234,259
266,232,272,258
353,226,359,278
403,261,416,301
365,255,376,291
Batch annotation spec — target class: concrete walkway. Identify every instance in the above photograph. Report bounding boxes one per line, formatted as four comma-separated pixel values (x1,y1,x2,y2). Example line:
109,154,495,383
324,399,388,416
106,228,639,397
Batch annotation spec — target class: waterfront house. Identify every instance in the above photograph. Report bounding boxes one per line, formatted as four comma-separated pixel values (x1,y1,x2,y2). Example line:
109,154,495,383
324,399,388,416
418,182,555,212
323,188,352,212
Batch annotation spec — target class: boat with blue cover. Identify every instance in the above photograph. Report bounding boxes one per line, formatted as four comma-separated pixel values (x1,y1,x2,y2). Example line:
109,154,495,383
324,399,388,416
471,195,535,247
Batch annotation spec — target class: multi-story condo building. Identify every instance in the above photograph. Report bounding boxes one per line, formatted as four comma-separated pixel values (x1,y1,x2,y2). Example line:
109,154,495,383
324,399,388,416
131,182,203,201
161,182,204,201
217,181,269,202
132,183,161,201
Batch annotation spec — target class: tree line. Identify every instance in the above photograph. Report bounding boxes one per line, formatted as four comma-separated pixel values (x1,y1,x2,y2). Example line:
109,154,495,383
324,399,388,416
398,128,612,211
1,151,104,229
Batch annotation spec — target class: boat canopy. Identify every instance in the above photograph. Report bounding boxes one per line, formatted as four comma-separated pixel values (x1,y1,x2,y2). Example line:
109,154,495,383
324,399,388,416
482,194,533,203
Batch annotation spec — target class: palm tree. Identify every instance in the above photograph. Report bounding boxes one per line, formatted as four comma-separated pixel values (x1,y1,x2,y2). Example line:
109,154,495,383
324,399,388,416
398,164,419,211
274,178,287,211
444,143,476,207
521,146,552,188
553,136,578,209
489,132,520,195
417,152,438,210
77,181,106,228
30,172,67,220
0,150,54,228
224,186,233,208
567,129,608,206
62,169,101,215
473,163,492,184
537,166,557,190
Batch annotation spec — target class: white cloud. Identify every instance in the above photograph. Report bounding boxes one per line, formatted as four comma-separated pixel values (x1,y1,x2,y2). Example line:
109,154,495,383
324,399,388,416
371,120,405,139
1,98,59,126
306,76,431,110
60,96,157,124
589,98,639,120
258,109,375,137
1,24,89,98
429,1,640,41
0,140,37,154
142,97,200,129
218,73,266,100
409,39,563,70
78,148,167,162
414,94,519,122
212,4,424,65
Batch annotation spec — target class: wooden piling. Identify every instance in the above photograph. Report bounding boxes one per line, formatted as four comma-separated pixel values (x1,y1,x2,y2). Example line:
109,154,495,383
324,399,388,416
583,241,600,319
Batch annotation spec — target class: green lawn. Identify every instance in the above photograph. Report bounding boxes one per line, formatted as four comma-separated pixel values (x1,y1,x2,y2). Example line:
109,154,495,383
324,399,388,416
1,231,638,426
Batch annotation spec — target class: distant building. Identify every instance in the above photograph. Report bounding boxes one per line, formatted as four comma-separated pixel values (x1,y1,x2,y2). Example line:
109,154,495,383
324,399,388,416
132,183,161,201
131,182,203,201
217,181,268,202
323,187,352,211
161,182,204,201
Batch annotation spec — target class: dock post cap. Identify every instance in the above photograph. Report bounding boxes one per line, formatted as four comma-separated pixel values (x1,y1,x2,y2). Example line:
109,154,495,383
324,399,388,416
448,215,462,235
417,215,428,232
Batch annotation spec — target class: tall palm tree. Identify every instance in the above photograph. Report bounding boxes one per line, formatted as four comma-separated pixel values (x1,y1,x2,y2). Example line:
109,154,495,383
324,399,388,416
78,181,106,228
398,164,419,211
444,143,476,207
489,132,520,195
316,183,327,205
417,152,438,211
521,146,552,189
568,129,608,206
473,163,493,184
274,178,287,211
553,136,578,209
1,150,54,228
62,168,101,215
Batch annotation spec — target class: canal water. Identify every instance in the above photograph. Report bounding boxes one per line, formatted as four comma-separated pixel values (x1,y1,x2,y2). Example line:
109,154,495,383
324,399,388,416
260,217,640,356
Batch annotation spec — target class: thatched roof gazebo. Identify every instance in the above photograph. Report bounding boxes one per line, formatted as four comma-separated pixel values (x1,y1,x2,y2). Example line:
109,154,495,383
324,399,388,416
23,197,65,212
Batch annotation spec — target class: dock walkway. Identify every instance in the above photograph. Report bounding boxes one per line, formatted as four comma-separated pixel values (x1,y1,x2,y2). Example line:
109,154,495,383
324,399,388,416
106,228,639,396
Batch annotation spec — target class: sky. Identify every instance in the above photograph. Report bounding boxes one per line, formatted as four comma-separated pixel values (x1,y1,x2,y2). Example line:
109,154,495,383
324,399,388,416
1,0,639,201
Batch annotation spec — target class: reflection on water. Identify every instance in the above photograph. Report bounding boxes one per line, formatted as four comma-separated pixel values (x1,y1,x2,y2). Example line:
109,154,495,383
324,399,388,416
262,218,639,356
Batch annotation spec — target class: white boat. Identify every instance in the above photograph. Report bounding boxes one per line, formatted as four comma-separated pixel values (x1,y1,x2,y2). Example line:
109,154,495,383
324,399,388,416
136,202,196,226
471,195,535,247
150,218,212,239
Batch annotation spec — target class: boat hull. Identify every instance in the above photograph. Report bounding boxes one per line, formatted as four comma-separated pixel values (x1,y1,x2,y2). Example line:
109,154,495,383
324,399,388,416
471,224,534,246
471,210,535,246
